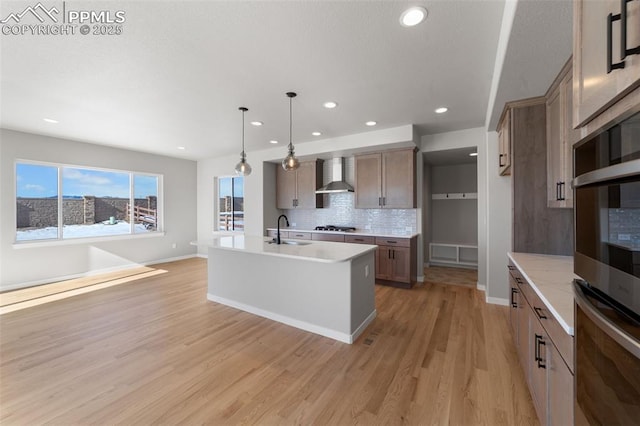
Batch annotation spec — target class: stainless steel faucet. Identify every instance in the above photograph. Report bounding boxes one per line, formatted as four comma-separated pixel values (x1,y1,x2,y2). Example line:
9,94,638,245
277,214,289,244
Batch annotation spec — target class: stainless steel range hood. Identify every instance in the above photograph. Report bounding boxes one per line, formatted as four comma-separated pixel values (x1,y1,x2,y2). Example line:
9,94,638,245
315,158,354,193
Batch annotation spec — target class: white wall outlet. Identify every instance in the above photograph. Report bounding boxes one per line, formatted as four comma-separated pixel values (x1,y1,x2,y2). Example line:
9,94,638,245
291,222,296,227
365,264,369,277
171,243,177,249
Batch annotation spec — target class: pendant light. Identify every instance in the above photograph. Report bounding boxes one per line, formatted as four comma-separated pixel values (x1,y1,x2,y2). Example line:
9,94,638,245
282,92,300,171
234,107,252,176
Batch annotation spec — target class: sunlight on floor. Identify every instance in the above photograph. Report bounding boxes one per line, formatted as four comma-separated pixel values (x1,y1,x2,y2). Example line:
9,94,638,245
0,268,168,315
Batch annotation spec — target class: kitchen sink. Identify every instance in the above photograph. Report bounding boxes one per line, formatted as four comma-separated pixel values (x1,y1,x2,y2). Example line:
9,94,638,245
267,239,311,246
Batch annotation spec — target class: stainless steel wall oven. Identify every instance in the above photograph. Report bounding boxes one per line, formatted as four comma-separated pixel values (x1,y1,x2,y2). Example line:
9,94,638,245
573,112,640,424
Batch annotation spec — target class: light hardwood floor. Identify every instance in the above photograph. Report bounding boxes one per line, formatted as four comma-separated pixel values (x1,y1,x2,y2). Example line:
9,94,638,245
0,258,538,425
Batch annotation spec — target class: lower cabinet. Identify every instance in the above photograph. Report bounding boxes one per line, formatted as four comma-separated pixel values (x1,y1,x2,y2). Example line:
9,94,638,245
375,236,417,288
508,260,574,425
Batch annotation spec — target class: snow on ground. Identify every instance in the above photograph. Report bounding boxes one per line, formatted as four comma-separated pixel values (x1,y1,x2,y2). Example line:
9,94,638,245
16,221,152,241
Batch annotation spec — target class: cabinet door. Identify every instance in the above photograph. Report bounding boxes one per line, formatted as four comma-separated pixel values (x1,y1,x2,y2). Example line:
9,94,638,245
276,166,297,209
548,340,574,426
389,246,411,283
561,73,576,207
574,0,640,126
295,160,322,209
499,110,512,176
355,153,382,208
546,87,563,208
517,292,530,380
376,246,392,280
530,318,548,425
382,149,416,208
509,275,519,346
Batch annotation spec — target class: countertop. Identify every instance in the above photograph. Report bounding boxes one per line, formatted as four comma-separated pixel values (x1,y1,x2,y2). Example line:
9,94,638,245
266,228,419,239
508,252,578,335
192,235,377,263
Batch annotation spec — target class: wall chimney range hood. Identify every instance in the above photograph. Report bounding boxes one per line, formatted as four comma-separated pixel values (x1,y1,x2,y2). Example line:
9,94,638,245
315,158,354,193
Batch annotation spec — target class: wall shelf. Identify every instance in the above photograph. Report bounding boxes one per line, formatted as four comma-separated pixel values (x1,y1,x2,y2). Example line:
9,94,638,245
431,193,477,200
429,242,478,268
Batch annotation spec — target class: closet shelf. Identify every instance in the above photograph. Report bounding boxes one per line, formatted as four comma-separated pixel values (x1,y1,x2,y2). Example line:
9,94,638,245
431,193,477,200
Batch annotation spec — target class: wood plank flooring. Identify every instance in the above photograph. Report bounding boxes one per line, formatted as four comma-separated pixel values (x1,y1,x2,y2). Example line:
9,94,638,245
0,257,538,425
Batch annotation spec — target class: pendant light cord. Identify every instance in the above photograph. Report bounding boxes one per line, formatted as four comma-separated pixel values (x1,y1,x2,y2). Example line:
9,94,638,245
242,109,245,155
289,96,293,151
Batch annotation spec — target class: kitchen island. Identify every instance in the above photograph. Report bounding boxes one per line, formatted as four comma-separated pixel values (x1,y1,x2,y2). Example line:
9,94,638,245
192,235,377,344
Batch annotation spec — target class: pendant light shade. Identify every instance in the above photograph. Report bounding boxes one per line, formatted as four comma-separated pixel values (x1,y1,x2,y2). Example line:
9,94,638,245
282,92,300,171
234,107,252,176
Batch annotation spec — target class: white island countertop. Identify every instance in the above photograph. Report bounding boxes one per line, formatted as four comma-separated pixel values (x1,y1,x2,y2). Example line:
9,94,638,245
192,235,377,263
508,252,579,335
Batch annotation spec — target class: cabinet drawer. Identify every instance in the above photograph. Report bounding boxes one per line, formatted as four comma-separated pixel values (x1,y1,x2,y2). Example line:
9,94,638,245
345,235,375,244
375,237,410,247
518,273,574,373
311,233,345,242
288,232,312,240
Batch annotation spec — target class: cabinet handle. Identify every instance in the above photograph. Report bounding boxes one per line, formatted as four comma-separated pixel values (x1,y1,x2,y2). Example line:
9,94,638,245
607,12,625,73
534,307,548,320
515,277,523,285
388,249,391,259
354,238,364,242
621,0,640,60
499,153,505,167
556,182,560,201
392,250,395,260
559,181,565,201
382,197,386,206
535,334,546,369
508,265,515,271
378,197,382,206
511,287,519,308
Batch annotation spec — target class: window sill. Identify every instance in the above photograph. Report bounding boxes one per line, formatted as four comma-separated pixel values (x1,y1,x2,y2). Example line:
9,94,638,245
12,231,166,249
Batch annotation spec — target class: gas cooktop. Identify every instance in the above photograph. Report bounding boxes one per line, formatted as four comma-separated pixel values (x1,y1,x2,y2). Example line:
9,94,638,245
314,225,356,232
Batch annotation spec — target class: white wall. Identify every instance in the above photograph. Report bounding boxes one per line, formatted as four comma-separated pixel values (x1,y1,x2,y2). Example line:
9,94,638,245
483,131,512,304
0,129,198,289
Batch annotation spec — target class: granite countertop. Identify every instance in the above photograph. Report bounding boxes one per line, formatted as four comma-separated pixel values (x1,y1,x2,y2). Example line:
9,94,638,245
191,235,377,263
508,252,579,335
266,228,418,239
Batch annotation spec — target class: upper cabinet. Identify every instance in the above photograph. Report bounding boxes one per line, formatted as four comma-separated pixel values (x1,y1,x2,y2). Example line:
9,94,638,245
546,59,579,208
573,0,640,127
276,159,323,209
354,148,416,209
498,109,512,176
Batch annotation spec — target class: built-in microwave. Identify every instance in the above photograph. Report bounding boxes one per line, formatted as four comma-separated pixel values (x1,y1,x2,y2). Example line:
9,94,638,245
573,112,640,424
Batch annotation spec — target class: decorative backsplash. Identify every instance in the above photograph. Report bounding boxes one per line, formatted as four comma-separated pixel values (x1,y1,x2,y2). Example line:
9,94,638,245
283,192,417,235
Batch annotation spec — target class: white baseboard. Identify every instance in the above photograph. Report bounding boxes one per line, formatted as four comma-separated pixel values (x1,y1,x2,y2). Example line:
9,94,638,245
476,282,486,291
207,293,375,344
145,254,198,266
196,253,208,259
486,296,509,306
417,275,425,283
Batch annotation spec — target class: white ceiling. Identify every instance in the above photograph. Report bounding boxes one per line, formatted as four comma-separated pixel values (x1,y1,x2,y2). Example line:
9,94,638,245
0,0,572,162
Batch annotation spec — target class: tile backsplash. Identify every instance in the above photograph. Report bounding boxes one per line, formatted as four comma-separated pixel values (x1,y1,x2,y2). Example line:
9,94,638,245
283,192,417,235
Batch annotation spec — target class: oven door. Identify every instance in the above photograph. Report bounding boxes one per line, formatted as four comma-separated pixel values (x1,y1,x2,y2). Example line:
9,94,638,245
574,281,640,425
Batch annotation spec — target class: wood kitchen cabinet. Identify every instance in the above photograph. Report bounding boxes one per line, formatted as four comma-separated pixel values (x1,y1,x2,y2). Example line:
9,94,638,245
497,108,512,176
276,159,323,209
354,148,416,209
375,236,416,288
546,59,578,208
508,259,574,426
573,0,640,127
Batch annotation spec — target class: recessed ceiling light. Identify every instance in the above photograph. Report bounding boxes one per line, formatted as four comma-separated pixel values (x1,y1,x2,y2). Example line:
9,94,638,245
469,152,478,157
177,146,186,150
435,107,448,114
270,140,278,144
323,101,338,109
400,6,428,27
365,121,377,126
43,118,58,123
250,121,263,126
312,132,322,136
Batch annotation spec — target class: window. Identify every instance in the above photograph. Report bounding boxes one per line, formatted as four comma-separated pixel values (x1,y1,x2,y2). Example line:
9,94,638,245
218,176,244,231
16,161,161,242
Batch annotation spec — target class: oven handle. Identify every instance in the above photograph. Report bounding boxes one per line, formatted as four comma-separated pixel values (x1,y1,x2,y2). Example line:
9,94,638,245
574,280,640,358
573,158,640,188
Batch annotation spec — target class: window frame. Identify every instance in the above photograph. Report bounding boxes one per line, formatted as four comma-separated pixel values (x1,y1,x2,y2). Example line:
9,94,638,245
216,175,244,233
14,159,164,246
